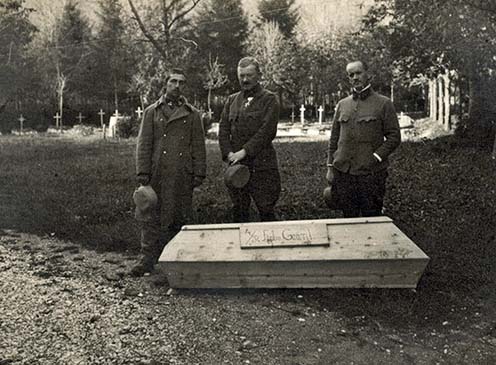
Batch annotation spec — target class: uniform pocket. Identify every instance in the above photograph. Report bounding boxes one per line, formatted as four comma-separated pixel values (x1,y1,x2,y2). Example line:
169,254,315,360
338,114,350,124
357,116,381,142
245,111,263,121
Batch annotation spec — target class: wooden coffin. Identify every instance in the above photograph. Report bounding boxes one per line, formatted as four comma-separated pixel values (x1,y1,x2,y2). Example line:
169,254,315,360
157,216,429,289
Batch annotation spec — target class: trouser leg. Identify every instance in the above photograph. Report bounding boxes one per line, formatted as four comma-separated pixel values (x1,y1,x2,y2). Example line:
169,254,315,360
140,220,162,260
250,169,281,222
131,219,161,276
358,170,388,217
228,185,251,223
333,170,361,218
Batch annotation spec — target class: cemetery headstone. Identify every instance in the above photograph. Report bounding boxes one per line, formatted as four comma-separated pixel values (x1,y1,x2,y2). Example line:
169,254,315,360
135,106,143,119
398,112,414,128
300,104,306,125
53,112,61,128
318,105,324,125
76,112,85,124
108,110,119,138
98,109,105,128
18,115,25,134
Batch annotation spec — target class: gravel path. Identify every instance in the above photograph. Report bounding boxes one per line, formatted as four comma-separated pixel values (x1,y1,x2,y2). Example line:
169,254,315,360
1,230,494,365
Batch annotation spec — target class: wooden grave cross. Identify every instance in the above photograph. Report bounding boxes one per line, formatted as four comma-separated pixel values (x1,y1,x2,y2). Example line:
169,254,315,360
291,105,295,123
53,112,61,128
135,106,143,119
98,109,105,128
76,112,84,124
18,115,25,134
300,104,305,124
318,105,324,125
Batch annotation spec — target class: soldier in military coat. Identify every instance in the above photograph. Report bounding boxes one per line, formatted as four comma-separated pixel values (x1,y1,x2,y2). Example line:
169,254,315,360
326,60,401,217
132,68,206,276
219,57,281,222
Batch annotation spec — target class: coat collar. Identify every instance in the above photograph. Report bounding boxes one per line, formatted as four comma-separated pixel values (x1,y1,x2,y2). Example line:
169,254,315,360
352,84,372,100
157,94,193,110
242,83,263,99
155,94,194,122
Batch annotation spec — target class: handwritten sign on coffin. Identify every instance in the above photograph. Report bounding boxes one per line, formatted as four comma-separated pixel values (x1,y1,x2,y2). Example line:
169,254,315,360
239,222,329,248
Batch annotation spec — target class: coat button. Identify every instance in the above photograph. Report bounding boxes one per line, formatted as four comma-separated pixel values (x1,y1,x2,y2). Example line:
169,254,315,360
179,152,183,156
183,120,186,124
181,136,184,140
163,151,167,155
163,134,167,137
160,118,164,122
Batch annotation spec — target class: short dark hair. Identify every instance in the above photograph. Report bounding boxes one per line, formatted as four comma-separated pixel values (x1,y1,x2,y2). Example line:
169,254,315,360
238,57,261,73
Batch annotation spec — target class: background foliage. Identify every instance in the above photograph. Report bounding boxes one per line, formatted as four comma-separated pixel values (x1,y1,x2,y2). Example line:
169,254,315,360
0,0,495,142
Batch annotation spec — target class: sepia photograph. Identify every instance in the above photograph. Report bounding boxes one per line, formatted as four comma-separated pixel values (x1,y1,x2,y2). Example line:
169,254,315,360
1,0,495,363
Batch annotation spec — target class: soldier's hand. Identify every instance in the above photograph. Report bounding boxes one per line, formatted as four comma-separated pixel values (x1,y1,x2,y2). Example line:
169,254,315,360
137,174,150,186
228,149,247,165
326,167,335,184
193,176,204,188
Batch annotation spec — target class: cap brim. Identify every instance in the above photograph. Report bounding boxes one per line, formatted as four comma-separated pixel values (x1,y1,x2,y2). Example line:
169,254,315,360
224,165,250,189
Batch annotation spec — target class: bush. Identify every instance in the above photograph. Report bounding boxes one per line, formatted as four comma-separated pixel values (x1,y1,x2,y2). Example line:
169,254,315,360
116,116,140,138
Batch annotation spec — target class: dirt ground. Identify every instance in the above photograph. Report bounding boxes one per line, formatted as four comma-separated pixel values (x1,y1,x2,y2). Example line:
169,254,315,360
1,229,495,365
1,117,496,364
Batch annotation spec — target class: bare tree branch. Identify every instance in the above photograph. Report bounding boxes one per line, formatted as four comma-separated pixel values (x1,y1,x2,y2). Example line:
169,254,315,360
171,36,198,47
160,0,170,38
163,0,181,14
128,0,168,60
168,0,201,30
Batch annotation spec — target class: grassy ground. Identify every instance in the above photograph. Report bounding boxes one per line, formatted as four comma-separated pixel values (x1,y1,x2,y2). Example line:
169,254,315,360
1,133,495,332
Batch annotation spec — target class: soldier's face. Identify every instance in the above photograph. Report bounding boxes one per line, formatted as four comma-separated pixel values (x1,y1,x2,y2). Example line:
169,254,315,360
238,65,260,91
346,62,369,90
166,74,186,98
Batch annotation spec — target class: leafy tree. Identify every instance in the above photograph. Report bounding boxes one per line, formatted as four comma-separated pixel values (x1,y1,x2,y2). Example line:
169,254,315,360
45,0,93,126
257,0,299,38
246,21,306,104
0,0,37,113
203,54,228,114
363,0,496,138
127,0,201,103
93,0,135,111
192,0,249,93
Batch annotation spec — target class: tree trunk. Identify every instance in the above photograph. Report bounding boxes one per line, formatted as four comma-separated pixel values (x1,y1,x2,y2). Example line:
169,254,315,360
57,75,66,129
431,78,438,122
466,71,485,140
207,88,212,113
58,89,64,129
114,75,119,111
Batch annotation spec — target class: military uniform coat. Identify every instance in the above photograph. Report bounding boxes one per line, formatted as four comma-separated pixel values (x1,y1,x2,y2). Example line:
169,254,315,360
218,84,280,171
136,95,206,228
327,89,401,175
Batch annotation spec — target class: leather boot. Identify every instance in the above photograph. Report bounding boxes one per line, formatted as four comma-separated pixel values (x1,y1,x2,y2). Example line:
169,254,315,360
130,254,155,277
